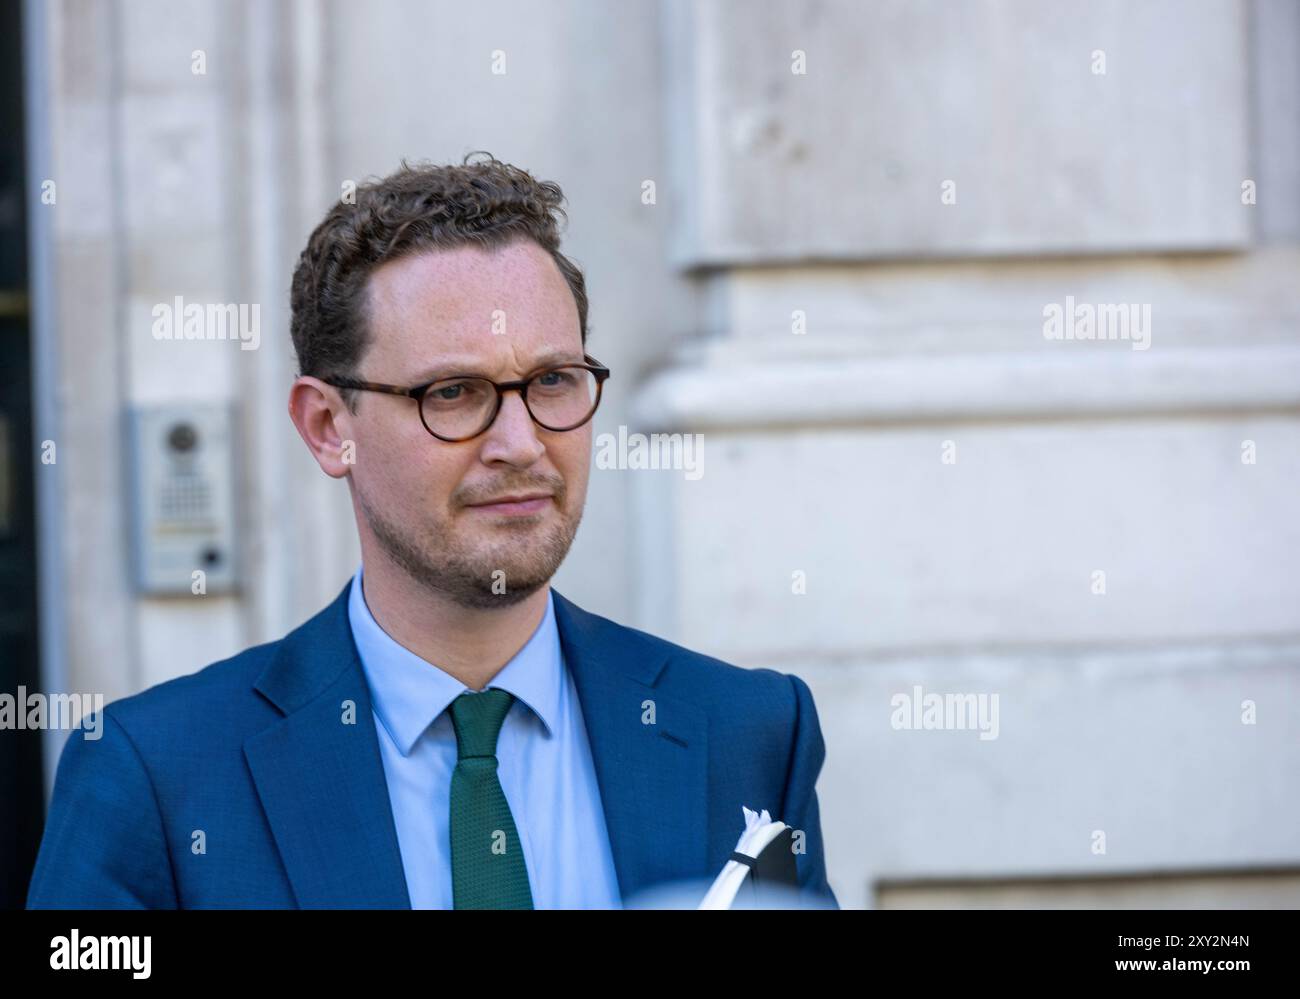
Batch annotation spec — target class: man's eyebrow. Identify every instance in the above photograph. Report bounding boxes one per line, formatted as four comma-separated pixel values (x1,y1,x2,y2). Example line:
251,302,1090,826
409,349,584,383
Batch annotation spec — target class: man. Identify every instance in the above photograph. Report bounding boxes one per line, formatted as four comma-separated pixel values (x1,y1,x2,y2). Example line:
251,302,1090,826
27,152,837,909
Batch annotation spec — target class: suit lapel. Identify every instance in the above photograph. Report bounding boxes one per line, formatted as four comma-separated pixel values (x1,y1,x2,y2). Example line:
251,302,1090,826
245,582,412,908
551,589,710,903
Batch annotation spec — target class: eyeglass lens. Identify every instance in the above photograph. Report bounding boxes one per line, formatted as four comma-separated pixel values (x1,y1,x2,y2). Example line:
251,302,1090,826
420,366,599,439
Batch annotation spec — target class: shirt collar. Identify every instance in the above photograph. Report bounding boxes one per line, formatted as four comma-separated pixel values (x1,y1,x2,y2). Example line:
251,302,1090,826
347,564,562,756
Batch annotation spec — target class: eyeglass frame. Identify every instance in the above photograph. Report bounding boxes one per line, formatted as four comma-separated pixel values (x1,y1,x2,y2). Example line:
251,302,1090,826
322,353,611,442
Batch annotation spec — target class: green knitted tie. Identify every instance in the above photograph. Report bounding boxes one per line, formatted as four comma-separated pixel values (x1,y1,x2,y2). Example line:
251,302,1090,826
448,688,534,909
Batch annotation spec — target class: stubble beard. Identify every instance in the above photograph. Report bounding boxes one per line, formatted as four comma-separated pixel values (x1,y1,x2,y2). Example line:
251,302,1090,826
358,482,583,610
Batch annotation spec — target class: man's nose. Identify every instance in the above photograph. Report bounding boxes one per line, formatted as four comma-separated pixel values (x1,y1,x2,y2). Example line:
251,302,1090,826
479,389,545,465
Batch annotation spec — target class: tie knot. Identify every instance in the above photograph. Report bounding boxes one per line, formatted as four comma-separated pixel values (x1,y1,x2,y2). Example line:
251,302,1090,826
449,687,514,759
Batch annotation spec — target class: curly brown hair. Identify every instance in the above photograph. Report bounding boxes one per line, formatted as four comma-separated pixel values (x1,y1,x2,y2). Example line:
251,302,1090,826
289,151,589,411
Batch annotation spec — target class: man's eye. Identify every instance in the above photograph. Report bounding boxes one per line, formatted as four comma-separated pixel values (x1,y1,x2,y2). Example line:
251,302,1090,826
429,380,485,403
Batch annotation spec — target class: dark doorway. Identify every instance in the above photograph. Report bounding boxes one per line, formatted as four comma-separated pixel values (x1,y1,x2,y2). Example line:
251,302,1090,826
0,0,46,910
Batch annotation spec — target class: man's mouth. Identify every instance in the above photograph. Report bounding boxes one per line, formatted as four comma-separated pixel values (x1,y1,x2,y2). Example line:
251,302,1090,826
464,493,554,516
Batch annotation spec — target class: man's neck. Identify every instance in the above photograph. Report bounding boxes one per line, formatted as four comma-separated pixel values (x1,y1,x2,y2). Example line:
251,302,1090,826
358,556,550,692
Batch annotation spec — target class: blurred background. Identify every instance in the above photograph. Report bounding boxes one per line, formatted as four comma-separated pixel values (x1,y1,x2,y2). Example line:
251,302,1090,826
4,0,1299,909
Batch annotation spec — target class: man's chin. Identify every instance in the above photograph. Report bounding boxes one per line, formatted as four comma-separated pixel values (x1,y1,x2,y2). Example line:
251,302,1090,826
449,571,550,610
487,580,548,608
453,540,569,607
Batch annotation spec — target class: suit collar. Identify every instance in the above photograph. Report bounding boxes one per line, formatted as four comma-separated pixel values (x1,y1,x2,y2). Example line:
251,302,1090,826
250,582,675,715
347,568,564,753
248,580,709,907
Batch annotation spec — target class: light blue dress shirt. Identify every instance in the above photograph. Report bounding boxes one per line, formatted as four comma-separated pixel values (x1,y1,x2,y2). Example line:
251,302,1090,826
346,565,624,909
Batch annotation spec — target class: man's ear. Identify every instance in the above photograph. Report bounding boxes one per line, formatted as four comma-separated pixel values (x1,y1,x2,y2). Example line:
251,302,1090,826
288,376,354,479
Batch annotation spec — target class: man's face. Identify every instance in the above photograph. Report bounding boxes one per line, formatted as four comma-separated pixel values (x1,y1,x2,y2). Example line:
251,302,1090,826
345,238,592,609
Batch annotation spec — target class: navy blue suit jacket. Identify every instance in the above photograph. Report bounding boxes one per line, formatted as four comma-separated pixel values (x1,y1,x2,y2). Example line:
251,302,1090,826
27,582,838,908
